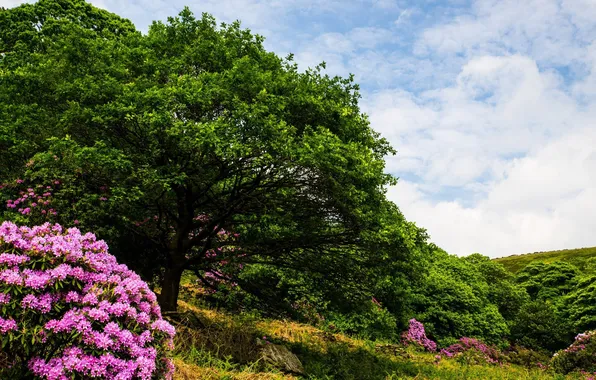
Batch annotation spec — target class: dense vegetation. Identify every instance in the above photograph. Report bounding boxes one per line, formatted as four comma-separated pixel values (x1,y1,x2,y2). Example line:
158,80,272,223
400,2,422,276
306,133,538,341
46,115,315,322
1,0,595,378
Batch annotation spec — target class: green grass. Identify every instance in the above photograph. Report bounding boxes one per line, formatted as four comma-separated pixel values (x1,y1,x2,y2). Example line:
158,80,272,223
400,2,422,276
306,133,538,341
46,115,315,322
494,246,596,274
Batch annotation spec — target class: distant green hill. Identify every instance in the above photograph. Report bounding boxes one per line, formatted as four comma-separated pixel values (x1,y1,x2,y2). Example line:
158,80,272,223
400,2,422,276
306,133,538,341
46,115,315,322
494,247,596,274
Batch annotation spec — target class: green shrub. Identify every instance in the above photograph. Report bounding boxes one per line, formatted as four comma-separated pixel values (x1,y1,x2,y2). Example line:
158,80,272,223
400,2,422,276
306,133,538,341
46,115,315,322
325,300,397,340
504,345,551,369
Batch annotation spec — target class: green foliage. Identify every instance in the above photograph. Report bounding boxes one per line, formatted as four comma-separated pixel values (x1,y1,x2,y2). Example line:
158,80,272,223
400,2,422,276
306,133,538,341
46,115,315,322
516,261,580,301
0,0,135,53
563,275,596,333
464,254,529,321
324,302,398,341
409,251,510,346
504,346,552,369
508,261,580,353
509,301,573,353
0,0,137,181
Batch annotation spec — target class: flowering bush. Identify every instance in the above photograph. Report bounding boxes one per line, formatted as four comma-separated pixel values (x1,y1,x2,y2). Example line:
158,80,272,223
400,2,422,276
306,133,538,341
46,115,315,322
2,180,61,225
440,337,501,365
551,331,596,375
0,222,175,379
402,319,437,352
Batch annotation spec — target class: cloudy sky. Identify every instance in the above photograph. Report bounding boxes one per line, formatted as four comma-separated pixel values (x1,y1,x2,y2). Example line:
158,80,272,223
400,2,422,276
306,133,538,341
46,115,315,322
4,0,596,257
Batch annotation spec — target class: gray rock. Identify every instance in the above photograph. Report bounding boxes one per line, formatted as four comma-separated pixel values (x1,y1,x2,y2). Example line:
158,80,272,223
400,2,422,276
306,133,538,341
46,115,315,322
257,338,305,375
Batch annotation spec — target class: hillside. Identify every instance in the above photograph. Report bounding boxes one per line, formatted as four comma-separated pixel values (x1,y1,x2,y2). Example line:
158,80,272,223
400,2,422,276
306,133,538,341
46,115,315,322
494,246,596,273
169,279,577,380
171,299,568,380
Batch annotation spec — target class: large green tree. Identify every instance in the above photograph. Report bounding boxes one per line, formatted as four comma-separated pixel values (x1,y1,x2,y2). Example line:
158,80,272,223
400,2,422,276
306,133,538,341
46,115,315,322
408,250,511,346
0,0,395,311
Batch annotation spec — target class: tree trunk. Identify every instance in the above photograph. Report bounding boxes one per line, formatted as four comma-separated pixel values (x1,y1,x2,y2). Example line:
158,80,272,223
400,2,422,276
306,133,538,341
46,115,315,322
158,265,184,312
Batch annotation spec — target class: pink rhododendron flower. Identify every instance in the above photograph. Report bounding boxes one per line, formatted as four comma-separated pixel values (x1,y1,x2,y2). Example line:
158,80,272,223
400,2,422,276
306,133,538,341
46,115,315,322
0,222,175,379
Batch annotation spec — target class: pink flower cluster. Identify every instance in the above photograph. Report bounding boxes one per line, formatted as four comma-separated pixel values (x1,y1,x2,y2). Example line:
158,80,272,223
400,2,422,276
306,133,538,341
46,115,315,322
440,337,501,364
551,330,596,375
0,222,175,380
562,331,595,354
402,319,437,352
5,182,57,217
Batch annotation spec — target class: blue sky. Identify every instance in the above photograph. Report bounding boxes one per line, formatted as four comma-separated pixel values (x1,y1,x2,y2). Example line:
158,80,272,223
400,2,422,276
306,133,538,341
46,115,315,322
4,0,596,257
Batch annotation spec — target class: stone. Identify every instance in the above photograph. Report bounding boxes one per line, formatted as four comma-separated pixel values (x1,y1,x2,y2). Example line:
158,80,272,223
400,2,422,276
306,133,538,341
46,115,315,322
257,338,305,375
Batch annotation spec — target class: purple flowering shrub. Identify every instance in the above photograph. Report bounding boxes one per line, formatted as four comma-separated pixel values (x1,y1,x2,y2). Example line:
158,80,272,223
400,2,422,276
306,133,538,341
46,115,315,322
551,331,596,374
0,222,175,379
440,337,502,365
402,319,437,352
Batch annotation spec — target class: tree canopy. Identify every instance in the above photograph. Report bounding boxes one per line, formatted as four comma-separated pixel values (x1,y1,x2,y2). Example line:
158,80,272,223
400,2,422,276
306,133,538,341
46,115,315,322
1,0,395,311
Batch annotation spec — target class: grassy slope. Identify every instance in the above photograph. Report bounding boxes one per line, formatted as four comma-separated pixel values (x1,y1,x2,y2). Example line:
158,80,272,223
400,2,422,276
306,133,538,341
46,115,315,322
170,294,575,379
494,246,596,274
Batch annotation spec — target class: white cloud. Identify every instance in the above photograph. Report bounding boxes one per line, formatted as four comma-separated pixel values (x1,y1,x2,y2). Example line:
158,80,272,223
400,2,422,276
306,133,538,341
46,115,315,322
375,0,596,256
292,26,399,78
0,0,33,8
296,0,596,257
387,125,596,257
366,54,583,186
395,8,413,26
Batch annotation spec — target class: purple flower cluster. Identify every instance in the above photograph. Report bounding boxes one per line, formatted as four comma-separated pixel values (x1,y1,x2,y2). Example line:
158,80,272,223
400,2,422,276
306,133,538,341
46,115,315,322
0,222,175,380
440,337,501,364
0,316,18,333
402,319,437,352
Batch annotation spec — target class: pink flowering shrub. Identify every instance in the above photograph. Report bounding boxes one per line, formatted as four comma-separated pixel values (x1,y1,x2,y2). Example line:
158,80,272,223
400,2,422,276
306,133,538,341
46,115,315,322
440,337,501,365
402,319,437,352
551,331,596,374
0,222,175,379
3,180,60,221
